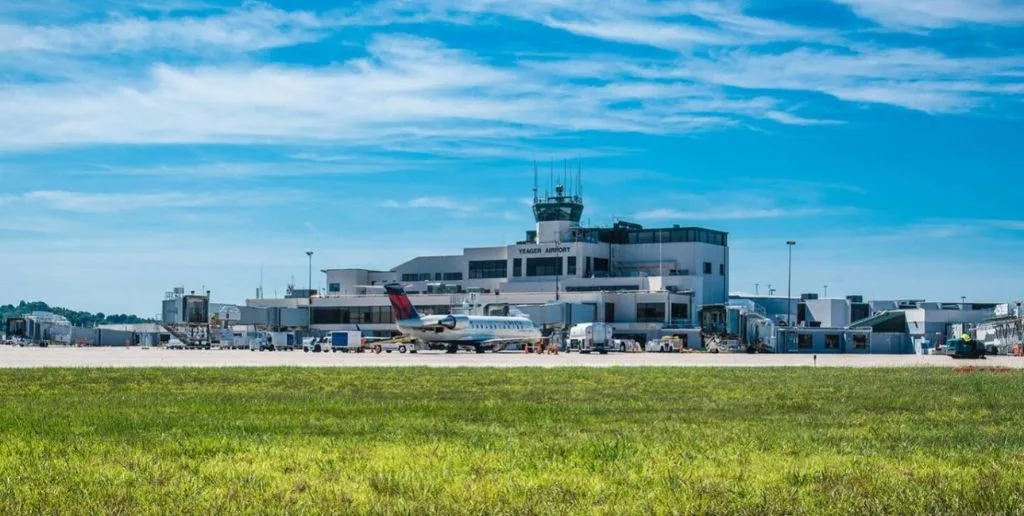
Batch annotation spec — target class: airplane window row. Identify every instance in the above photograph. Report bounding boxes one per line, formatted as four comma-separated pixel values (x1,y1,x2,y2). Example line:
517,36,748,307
471,321,529,330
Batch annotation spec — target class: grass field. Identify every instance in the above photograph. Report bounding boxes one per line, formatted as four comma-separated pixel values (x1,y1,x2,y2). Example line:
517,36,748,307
1,367,1023,514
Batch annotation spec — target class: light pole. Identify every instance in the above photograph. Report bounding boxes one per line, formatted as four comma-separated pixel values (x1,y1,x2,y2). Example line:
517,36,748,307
306,251,314,330
786,241,796,327
824,284,828,298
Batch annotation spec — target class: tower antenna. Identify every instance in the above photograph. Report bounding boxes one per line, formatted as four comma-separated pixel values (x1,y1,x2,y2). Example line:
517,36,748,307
549,159,554,197
533,161,539,202
577,160,582,198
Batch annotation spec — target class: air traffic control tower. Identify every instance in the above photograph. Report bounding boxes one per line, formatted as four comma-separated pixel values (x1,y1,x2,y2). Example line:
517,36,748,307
532,173,585,244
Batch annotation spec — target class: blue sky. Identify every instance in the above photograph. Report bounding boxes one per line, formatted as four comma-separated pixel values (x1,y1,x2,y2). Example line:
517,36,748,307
1,0,1022,314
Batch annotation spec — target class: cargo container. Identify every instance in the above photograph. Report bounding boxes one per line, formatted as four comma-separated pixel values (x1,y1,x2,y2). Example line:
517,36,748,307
330,331,363,352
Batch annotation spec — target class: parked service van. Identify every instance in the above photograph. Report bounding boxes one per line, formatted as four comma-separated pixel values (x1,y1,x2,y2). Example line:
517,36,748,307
569,323,615,354
251,332,296,351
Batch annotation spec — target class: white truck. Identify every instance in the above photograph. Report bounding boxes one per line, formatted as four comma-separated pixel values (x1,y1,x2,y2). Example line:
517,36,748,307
569,323,615,354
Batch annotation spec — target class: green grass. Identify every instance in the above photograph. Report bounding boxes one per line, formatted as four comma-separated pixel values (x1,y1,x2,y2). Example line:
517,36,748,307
1,367,1023,515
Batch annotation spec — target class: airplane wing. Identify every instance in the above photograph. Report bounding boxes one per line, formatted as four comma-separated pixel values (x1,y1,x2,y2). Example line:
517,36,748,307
480,337,537,347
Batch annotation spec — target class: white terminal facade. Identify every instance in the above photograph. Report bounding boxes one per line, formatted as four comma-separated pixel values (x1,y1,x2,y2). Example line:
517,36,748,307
271,183,729,343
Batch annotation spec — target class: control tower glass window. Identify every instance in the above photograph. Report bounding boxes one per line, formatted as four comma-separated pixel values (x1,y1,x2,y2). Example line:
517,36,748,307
532,184,584,223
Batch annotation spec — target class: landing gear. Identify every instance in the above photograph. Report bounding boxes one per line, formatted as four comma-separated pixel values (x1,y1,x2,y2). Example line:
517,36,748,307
474,345,485,354
446,343,459,354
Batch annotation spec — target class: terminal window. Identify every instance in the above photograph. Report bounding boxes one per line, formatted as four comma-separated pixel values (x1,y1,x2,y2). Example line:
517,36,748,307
825,335,840,349
442,272,463,281
853,335,868,350
526,257,563,277
401,273,431,282
798,334,813,349
593,257,609,274
567,256,577,276
637,303,665,323
703,262,712,275
719,264,725,276
513,258,522,277
469,260,507,279
328,283,340,293
671,303,689,321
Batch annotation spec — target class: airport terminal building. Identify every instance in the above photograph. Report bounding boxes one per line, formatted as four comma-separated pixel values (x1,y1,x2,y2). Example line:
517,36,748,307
255,184,730,342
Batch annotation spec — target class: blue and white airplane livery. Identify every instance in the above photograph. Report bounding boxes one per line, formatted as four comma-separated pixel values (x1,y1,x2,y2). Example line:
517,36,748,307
384,283,543,353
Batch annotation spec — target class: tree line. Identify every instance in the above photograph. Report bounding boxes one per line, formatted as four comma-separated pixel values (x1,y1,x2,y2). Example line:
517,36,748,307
0,301,154,328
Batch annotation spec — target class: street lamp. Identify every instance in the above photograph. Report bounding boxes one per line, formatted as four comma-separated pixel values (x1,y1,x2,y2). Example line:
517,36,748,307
824,284,829,298
306,251,314,330
786,241,796,327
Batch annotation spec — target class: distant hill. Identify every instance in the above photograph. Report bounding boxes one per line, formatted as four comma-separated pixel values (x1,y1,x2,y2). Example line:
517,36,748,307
0,301,155,328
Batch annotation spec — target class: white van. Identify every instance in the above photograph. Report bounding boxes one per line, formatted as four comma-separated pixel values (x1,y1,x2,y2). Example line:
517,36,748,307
569,323,614,354
251,332,296,351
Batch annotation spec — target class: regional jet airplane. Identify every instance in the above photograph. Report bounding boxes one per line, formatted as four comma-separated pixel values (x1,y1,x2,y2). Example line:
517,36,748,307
384,283,543,353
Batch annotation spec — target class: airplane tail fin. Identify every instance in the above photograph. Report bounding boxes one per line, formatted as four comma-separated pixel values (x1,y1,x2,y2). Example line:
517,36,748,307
384,283,421,321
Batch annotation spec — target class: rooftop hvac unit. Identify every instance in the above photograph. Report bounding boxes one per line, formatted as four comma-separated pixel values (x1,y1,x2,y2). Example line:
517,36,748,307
847,295,864,303
801,293,819,301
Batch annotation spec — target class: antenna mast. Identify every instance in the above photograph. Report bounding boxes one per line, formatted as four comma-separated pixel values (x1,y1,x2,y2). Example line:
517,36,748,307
533,161,539,202
549,160,554,197
563,159,567,192
577,160,582,198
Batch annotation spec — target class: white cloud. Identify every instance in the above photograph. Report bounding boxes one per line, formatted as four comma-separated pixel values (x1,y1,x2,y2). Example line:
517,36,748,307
380,196,477,212
762,110,844,126
635,207,826,221
618,48,1024,114
0,34,831,150
0,1,1017,155
633,186,860,222
989,220,1024,231
832,0,1024,29
3,189,299,213
0,3,329,54
367,0,831,49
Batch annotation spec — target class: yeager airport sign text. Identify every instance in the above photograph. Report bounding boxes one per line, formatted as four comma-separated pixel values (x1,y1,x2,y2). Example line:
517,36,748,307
518,246,571,255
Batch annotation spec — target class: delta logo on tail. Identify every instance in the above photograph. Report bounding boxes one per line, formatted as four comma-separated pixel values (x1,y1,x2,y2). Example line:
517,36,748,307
384,284,420,321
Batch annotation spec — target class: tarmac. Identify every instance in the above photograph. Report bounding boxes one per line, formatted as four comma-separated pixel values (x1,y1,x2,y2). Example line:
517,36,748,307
2,345,1023,368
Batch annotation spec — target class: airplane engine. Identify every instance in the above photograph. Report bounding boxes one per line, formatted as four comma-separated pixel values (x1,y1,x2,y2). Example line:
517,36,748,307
439,315,470,331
